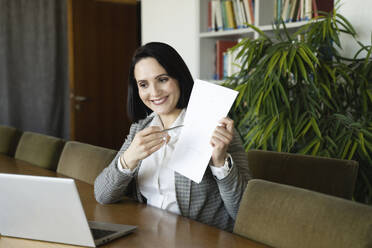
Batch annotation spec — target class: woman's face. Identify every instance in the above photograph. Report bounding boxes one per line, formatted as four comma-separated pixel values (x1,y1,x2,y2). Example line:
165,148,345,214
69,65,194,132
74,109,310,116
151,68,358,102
134,57,181,118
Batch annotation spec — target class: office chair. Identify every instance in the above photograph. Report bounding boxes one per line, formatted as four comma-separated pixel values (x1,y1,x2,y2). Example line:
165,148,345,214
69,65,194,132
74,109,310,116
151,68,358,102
0,125,22,157
247,149,359,199
57,141,117,185
234,179,372,248
14,131,65,171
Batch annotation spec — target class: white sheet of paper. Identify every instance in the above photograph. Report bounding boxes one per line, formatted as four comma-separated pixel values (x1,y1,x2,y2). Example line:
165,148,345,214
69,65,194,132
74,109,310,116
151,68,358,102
167,79,238,183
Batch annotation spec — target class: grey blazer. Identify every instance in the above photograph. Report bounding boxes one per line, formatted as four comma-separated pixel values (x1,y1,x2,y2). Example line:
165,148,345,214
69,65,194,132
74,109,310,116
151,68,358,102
94,113,251,231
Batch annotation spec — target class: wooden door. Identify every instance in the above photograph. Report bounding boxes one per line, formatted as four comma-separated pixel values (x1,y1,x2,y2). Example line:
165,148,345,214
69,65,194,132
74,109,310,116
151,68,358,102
67,0,139,150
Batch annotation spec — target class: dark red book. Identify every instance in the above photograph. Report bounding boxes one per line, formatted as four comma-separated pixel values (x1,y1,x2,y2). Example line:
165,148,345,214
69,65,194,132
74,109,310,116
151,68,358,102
312,0,318,17
316,0,333,13
248,0,254,24
216,40,238,80
208,1,212,31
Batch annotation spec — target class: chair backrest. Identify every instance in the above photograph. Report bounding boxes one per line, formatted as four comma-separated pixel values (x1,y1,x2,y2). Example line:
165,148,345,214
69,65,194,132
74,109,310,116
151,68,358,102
15,131,65,171
0,125,22,157
247,149,358,199
57,141,117,185
234,179,372,248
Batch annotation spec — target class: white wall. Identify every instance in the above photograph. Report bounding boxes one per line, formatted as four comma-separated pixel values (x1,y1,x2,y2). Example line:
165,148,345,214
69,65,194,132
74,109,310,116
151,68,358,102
339,0,372,58
141,0,199,78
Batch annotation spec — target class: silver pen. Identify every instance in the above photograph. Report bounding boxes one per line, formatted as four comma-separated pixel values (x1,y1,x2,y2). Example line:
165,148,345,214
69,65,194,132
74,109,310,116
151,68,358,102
158,125,184,133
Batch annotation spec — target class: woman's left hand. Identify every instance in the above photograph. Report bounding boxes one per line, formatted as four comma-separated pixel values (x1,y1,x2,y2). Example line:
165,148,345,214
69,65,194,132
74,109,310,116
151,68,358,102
210,117,234,167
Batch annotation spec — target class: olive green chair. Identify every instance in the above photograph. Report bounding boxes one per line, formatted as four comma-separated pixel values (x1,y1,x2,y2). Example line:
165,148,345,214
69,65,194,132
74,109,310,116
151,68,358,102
247,149,359,199
0,125,22,156
234,179,372,248
15,131,65,171
57,141,117,185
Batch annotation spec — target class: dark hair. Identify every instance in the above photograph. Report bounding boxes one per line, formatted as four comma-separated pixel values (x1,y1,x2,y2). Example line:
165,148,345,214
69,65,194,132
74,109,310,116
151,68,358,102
127,42,194,122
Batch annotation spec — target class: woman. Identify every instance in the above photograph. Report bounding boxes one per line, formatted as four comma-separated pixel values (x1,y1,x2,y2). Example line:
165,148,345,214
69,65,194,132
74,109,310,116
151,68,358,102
94,42,251,232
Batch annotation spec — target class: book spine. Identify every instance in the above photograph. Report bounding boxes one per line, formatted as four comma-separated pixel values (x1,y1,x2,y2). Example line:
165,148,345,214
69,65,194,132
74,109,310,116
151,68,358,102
285,0,292,22
316,0,333,13
212,1,216,31
225,0,237,29
248,0,254,25
208,1,213,31
243,0,252,25
281,0,290,22
223,52,228,79
312,0,318,17
215,0,224,30
296,0,302,21
216,40,238,80
290,0,298,22
305,0,312,20
221,0,229,30
277,0,282,23
239,0,248,27
233,0,242,29
300,0,305,21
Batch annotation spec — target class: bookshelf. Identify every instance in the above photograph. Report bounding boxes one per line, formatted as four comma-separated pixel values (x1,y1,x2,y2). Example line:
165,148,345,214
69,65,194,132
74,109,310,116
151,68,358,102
198,0,333,81
141,0,333,82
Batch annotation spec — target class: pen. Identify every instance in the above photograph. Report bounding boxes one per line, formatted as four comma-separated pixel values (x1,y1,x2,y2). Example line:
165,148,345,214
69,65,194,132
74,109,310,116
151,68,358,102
158,125,184,133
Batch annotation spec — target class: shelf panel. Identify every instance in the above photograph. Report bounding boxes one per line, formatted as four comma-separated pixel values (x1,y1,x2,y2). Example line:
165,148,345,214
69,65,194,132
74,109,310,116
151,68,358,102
199,28,254,38
259,21,309,31
200,21,309,38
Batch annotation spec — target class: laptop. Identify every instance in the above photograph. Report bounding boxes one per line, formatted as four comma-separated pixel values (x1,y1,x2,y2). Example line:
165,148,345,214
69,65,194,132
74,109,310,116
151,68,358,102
0,173,136,247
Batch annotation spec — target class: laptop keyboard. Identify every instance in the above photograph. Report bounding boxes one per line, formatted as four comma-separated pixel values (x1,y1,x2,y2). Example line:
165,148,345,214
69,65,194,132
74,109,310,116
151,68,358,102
90,228,116,240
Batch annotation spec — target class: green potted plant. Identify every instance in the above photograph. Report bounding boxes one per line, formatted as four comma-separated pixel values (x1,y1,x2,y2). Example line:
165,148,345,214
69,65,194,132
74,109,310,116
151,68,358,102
225,5,372,203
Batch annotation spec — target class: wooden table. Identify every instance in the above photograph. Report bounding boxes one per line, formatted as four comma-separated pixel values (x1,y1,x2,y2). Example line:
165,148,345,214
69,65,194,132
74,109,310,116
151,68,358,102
0,154,269,248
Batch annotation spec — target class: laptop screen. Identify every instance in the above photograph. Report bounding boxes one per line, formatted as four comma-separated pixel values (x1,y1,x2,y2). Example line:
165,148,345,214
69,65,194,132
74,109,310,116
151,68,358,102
0,173,96,247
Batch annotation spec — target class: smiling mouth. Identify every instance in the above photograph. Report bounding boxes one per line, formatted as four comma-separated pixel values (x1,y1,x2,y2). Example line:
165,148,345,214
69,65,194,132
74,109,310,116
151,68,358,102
151,96,168,105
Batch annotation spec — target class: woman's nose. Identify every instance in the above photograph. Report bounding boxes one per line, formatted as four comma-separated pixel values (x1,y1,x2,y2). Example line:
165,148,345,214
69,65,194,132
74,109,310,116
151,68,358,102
149,83,161,96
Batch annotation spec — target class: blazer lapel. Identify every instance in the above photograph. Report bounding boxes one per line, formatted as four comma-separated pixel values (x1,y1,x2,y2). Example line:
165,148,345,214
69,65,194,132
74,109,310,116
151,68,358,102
174,171,191,216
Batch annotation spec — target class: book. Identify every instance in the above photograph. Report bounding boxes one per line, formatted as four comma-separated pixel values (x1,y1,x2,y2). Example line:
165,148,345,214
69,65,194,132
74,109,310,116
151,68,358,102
289,0,299,22
242,0,252,24
239,0,248,27
215,0,224,30
277,0,282,23
305,0,312,20
223,41,243,78
285,0,293,22
312,0,318,17
233,0,243,28
216,40,238,80
248,0,255,24
281,0,290,22
316,0,333,13
225,0,237,29
296,0,304,21
221,0,229,30
208,1,213,31
223,52,229,78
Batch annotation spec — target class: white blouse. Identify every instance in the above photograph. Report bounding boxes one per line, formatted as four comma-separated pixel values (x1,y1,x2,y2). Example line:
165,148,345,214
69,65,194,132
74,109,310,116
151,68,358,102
118,109,232,215
137,109,185,214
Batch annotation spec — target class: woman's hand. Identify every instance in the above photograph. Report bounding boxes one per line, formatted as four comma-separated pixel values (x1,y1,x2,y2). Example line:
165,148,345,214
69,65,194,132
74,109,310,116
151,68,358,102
210,117,234,167
121,126,169,170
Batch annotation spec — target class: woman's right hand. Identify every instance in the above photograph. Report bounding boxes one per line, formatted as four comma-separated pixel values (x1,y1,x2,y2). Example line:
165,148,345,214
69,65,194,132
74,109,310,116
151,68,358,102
121,126,168,170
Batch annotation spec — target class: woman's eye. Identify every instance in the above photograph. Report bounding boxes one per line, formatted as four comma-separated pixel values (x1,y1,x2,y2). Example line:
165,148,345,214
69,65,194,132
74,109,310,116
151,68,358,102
138,82,147,88
159,77,168,83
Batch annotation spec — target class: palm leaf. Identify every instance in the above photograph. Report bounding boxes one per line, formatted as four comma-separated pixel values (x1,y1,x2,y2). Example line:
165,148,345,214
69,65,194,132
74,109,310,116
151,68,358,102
348,141,358,160
341,139,353,159
311,118,323,138
295,55,309,81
